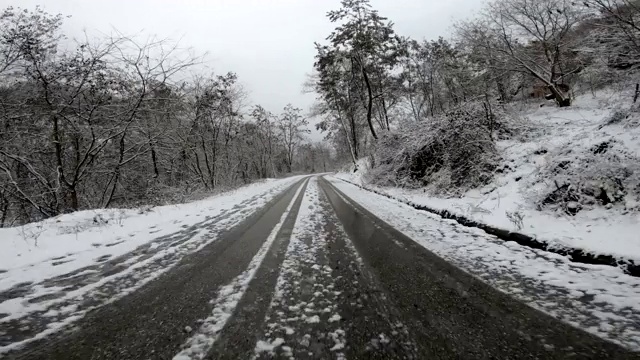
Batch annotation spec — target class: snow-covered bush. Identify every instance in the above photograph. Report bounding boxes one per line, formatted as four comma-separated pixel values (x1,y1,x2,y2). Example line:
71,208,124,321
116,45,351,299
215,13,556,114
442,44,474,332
369,102,503,194
600,107,640,128
576,60,626,96
531,138,640,215
505,210,525,230
113,180,212,208
603,109,631,127
92,213,110,226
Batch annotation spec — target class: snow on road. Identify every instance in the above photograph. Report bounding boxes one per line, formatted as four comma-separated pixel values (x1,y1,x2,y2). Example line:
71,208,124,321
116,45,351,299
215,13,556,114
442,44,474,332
254,178,346,359
0,176,305,354
173,181,307,360
327,176,640,351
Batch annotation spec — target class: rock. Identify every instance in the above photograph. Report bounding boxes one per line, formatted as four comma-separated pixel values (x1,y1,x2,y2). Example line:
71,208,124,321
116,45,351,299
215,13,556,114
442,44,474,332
591,140,612,155
184,326,193,333
566,201,582,216
597,187,612,205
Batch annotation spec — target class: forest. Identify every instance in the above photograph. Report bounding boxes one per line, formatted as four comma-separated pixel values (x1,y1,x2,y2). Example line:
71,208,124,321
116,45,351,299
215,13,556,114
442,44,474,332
0,6,333,226
310,0,640,192
2,0,639,226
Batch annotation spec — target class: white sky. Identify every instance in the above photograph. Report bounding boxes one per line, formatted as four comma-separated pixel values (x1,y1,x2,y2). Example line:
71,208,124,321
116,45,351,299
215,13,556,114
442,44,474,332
1,0,485,138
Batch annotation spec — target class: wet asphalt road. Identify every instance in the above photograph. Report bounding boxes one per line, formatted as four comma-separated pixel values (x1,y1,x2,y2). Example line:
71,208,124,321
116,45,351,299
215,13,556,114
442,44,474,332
4,176,637,359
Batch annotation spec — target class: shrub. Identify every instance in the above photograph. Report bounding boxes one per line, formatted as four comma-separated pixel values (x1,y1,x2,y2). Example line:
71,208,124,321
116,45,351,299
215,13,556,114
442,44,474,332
532,139,640,215
369,102,502,194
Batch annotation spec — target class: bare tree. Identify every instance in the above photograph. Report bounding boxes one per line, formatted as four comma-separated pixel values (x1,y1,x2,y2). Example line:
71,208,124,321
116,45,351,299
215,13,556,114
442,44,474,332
251,105,279,178
296,142,336,173
583,0,640,71
485,0,587,106
278,104,310,173
99,35,200,207
0,6,65,77
0,5,337,226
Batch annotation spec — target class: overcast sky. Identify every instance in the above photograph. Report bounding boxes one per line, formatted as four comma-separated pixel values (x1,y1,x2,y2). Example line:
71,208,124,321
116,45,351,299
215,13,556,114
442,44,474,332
1,0,484,138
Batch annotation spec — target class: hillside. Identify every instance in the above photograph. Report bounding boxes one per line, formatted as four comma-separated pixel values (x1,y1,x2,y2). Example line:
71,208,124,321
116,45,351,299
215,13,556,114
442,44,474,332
338,89,640,265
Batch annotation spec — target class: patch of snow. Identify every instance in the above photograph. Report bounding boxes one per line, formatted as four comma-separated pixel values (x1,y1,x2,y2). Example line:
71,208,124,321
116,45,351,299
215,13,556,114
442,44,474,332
329,329,347,352
254,337,286,353
305,315,320,323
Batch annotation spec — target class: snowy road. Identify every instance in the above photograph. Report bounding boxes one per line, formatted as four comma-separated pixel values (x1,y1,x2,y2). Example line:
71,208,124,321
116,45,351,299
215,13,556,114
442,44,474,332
2,176,638,359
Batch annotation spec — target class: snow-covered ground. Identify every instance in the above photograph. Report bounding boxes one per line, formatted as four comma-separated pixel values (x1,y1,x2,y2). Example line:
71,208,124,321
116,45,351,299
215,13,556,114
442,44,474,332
327,176,640,350
337,90,640,262
0,175,304,354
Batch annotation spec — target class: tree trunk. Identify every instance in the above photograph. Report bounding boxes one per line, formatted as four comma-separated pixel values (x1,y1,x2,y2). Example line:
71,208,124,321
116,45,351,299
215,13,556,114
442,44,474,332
103,132,126,208
548,85,571,107
192,151,208,188
361,65,378,140
65,185,78,212
512,55,572,107
349,112,359,160
52,115,68,213
149,134,159,179
267,125,276,177
201,137,213,188
287,147,293,173
0,189,8,227
496,78,509,102
381,97,390,131
330,92,357,166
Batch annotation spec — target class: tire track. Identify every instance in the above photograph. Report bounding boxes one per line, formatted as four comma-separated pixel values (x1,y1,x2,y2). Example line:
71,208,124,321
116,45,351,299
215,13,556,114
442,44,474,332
251,178,418,360
174,178,309,360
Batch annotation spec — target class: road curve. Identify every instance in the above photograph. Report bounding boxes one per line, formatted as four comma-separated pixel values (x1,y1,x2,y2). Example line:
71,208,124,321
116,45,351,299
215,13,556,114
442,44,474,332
4,176,636,359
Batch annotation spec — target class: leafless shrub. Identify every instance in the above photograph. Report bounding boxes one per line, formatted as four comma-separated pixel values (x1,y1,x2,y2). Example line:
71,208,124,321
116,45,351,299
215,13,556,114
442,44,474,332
20,223,45,247
137,205,154,215
532,139,640,214
92,214,109,226
505,210,525,230
369,102,501,194
602,109,631,127
599,106,640,128
116,209,126,227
